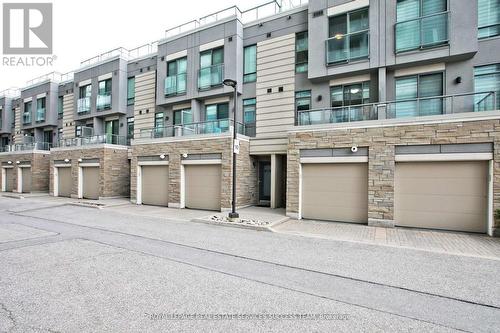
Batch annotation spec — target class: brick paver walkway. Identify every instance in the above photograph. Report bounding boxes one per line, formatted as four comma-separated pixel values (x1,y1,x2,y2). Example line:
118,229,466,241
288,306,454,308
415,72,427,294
274,219,500,260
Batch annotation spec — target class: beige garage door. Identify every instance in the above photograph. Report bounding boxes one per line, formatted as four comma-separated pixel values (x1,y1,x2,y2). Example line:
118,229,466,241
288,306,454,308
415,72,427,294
4,168,14,192
395,161,488,233
141,165,169,206
21,167,32,193
82,167,100,200
301,163,368,223
58,167,72,198
185,164,221,211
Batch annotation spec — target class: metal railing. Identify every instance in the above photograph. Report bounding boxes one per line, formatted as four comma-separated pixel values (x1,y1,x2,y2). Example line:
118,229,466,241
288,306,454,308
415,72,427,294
55,134,127,148
326,30,370,64
395,11,449,53
165,73,187,96
80,42,158,67
36,108,46,122
198,64,224,90
96,93,112,110
77,97,91,114
297,92,497,126
165,0,308,39
25,72,64,87
0,88,20,98
0,142,51,152
139,119,246,139
298,103,378,125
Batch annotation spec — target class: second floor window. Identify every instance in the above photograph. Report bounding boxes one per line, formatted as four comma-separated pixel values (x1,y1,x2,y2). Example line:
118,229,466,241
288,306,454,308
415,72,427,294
395,0,448,53
97,79,112,110
478,0,500,39
296,32,308,73
243,45,257,83
36,97,46,122
79,84,91,99
331,82,370,108
166,57,187,96
199,47,224,90
394,72,444,118
127,77,135,105
58,96,64,119
78,84,91,114
174,109,193,125
474,64,500,110
23,101,32,124
327,7,369,64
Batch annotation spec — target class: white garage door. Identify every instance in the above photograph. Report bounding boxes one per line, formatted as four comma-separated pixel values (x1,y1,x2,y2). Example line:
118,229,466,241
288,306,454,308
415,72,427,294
185,164,221,211
58,167,72,198
301,163,368,223
141,165,169,207
395,161,488,233
82,167,100,200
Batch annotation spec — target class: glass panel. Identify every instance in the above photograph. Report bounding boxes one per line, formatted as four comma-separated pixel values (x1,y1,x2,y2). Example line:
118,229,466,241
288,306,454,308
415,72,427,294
127,77,135,104
174,111,182,125
349,8,369,32
296,31,308,73
200,51,211,68
331,86,343,107
212,48,224,65
395,76,418,118
419,73,443,116
198,68,211,89
395,20,420,51
329,14,347,37
349,31,369,59
422,0,446,16
244,45,257,77
397,0,420,21
243,99,256,124
475,64,500,109
328,36,348,62
217,103,229,119
344,84,363,106
205,105,217,121
177,73,187,93
178,58,187,74
478,0,500,38
167,61,177,75
421,12,448,46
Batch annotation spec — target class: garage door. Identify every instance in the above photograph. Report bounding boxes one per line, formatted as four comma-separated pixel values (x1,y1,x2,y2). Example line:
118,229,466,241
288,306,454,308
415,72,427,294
302,163,368,223
4,168,15,192
21,167,32,193
395,161,488,233
58,167,72,197
185,164,221,211
82,167,100,200
141,165,169,206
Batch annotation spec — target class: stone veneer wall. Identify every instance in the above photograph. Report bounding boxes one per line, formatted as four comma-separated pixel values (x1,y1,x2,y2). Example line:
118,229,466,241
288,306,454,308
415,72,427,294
0,152,50,192
49,146,129,198
131,136,257,210
287,118,500,235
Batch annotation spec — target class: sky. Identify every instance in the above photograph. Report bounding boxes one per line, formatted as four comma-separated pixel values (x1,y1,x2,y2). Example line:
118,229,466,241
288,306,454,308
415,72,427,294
0,0,268,91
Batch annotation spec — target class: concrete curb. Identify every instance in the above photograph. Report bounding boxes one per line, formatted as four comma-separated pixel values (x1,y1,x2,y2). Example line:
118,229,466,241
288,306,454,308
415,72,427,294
191,215,290,232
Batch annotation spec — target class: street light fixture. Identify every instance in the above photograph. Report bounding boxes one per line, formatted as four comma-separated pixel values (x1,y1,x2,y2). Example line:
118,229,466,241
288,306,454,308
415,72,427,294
223,78,239,219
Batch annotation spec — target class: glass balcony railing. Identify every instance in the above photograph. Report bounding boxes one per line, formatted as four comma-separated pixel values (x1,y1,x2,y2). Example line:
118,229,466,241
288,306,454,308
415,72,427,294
326,30,369,64
165,73,187,96
22,112,31,124
395,12,449,53
36,108,46,122
97,93,112,110
54,134,127,148
297,92,497,126
198,64,224,90
77,97,91,114
139,119,246,139
0,142,51,152
298,103,378,125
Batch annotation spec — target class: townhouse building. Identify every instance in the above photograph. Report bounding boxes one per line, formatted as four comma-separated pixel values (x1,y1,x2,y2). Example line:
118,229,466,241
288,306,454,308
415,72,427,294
1,0,500,236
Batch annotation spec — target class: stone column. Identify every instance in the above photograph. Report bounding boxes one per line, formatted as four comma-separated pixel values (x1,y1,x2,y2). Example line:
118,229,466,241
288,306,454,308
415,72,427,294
368,143,395,227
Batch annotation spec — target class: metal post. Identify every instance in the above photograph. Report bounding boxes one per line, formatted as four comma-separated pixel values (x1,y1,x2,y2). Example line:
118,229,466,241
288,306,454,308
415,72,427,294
229,85,239,219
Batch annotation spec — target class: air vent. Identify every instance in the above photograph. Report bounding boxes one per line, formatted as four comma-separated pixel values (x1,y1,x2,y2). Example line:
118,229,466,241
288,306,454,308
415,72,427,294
313,10,324,18
267,88,272,94
278,87,284,92
228,36,233,42
161,56,165,61
266,32,272,38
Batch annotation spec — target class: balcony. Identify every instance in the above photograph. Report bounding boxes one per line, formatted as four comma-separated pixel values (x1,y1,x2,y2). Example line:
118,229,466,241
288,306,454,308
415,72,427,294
395,12,449,53
297,92,497,126
55,134,127,148
198,64,224,90
22,112,31,125
326,31,369,64
165,73,187,96
36,108,46,122
0,142,51,153
97,93,112,111
77,97,91,114
139,119,245,139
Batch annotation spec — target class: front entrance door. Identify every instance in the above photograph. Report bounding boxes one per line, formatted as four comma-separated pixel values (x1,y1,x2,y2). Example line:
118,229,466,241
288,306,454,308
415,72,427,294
259,161,271,205
105,119,119,144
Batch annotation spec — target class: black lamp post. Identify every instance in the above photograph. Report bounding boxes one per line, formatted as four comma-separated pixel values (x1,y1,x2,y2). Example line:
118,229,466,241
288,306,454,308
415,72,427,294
223,78,239,219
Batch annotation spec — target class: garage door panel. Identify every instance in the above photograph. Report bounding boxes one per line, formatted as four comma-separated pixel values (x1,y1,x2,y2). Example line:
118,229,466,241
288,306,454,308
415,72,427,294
82,167,100,200
58,167,72,197
21,168,32,193
185,165,221,211
141,165,169,207
395,161,488,233
5,169,14,192
302,163,368,224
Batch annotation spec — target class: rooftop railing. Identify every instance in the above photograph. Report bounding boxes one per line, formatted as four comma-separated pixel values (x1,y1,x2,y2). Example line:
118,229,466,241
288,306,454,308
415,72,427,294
0,142,51,153
25,72,64,87
297,92,497,126
54,134,127,148
80,42,158,67
0,88,20,98
165,0,308,39
139,119,246,139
